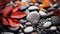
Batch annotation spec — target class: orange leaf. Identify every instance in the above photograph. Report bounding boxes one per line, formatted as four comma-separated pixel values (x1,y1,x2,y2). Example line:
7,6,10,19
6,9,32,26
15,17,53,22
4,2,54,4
39,0,50,9
20,2,26,6
32,0,37,3
10,11,26,18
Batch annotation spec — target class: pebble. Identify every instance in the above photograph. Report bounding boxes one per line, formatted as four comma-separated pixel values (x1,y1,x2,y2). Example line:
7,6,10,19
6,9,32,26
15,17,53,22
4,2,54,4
51,16,60,25
1,0,60,34
20,33,24,34
25,22,32,25
50,26,57,30
43,22,52,27
39,10,47,17
24,26,33,33
25,9,30,15
28,6,39,10
8,26,19,31
1,32,14,34
20,19,27,23
26,11,40,22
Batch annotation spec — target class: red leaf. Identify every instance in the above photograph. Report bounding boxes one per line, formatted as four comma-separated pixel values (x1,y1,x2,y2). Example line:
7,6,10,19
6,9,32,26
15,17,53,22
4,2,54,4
0,0,10,6
10,11,26,18
12,6,20,13
0,9,3,14
8,18,20,28
2,17,9,26
54,10,60,17
3,5,13,17
0,2,6,6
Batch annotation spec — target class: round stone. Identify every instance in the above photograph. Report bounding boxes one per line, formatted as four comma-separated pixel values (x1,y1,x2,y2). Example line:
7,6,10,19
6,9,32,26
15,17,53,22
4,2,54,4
43,22,52,27
20,19,27,23
26,11,40,22
50,26,57,30
24,26,33,33
25,22,32,25
51,16,60,25
39,10,46,17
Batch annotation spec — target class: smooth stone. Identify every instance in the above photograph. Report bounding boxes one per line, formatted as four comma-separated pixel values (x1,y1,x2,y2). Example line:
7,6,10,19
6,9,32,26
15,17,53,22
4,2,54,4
39,10,46,17
26,11,40,22
25,10,30,15
20,19,27,23
8,26,19,31
28,6,39,10
43,22,52,27
24,26,33,33
25,22,32,25
1,32,14,34
50,26,57,30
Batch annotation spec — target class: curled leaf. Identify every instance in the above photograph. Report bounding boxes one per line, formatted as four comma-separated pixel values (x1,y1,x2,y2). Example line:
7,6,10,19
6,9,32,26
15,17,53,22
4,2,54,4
10,11,26,18
39,0,50,9
0,9,3,14
12,6,20,13
8,18,20,28
0,0,10,6
2,17,9,26
3,5,13,17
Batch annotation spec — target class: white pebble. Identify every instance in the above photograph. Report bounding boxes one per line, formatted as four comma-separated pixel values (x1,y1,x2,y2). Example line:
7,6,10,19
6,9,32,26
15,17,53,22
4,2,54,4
25,10,30,15
28,6,39,10
20,33,24,34
24,26,33,33
25,22,32,25
50,26,57,30
48,18,51,21
20,19,27,23
39,10,47,17
43,22,52,27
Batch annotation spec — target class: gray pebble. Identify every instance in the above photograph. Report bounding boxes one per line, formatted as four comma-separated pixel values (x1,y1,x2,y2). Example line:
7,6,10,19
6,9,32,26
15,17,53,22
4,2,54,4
8,26,19,31
1,32,14,34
